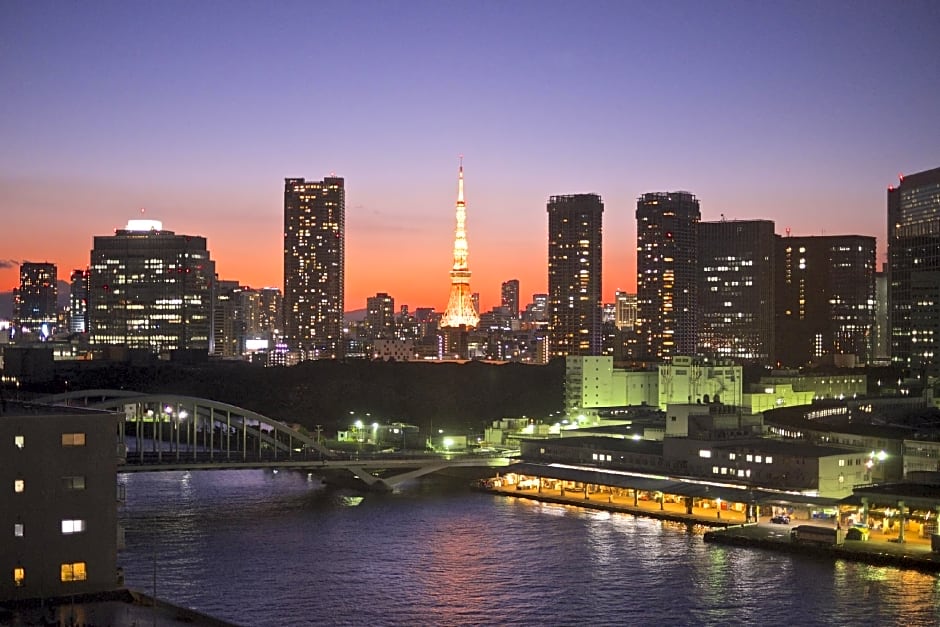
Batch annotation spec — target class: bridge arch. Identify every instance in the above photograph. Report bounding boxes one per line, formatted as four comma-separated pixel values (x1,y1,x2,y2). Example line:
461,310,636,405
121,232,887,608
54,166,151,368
38,389,330,461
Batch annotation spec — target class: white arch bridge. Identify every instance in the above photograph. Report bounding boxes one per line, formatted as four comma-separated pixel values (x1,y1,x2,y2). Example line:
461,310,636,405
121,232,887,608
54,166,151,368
38,390,511,491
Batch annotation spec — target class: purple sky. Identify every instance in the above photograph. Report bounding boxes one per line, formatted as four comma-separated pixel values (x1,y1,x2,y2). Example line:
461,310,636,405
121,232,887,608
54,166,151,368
1,1,938,312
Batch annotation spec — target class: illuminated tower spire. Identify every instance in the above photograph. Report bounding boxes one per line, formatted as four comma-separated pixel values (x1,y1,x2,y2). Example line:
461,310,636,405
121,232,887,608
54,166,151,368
441,158,480,329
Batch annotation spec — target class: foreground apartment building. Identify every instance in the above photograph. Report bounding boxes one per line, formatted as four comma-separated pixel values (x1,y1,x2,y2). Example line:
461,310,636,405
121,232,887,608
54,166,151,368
1,401,121,601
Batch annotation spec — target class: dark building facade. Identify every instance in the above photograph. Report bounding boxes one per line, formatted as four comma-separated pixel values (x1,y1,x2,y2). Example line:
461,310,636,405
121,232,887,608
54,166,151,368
366,292,395,340
501,279,520,320
699,220,775,364
13,262,58,338
775,235,876,367
887,166,940,373
68,269,90,334
547,194,604,357
89,220,215,354
636,191,700,361
283,176,345,359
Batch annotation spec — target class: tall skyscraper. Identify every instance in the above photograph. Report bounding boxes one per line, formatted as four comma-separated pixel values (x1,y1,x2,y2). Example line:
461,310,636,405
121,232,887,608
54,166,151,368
366,292,396,340
547,193,603,357
259,287,283,336
89,219,215,353
614,291,637,331
210,279,240,358
775,234,876,367
13,261,57,338
283,175,345,359
887,166,940,372
501,279,520,319
69,268,90,334
636,191,700,361
699,220,775,363
441,163,479,329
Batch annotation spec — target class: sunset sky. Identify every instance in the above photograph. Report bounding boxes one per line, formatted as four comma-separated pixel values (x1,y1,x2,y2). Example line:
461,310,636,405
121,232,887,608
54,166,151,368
2,1,938,313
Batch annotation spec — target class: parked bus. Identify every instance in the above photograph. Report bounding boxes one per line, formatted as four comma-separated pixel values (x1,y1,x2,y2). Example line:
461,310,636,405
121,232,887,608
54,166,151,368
790,525,845,547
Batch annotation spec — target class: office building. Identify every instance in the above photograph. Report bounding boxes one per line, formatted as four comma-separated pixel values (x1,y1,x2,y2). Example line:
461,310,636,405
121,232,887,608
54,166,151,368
68,269,90,334
910,272,940,376
258,287,283,336
366,292,396,340
636,191,700,361
501,279,520,319
13,262,57,338
210,280,241,358
1,402,121,601
888,166,940,371
699,220,775,363
775,234,876,366
614,291,637,331
88,219,215,354
547,193,604,357
874,267,889,362
283,175,345,359
522,293,549,325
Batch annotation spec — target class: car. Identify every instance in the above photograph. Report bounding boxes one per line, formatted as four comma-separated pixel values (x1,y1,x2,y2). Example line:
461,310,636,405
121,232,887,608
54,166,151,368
846,524,870,541
770,515,791,525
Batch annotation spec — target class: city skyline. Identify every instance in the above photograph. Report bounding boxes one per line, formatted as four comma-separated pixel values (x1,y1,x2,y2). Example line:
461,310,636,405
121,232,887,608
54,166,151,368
2,2,938,312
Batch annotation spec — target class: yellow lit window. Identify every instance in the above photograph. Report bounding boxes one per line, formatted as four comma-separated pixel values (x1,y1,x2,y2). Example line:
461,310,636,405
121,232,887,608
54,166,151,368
14,567,25,587
15,435,25,449
14,479,24,493
61,433,86,447
60,562,87,582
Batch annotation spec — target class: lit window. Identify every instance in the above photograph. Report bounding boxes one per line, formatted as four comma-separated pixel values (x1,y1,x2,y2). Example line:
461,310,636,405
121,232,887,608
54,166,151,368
14,567,25,587
62,433,86,447
61,520,86,535
62,476,86,490
712,466,719,474
14,480,24,493
699,450,712,458
746,454,753,462
728,453,736,460
755,455,762,463
765,457,773,464
838,459,846,467
60,562,87,582
14,523,24,537
14,436,24,449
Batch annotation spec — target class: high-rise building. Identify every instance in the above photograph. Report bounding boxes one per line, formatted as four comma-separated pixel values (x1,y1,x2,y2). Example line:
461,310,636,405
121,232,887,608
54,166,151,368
910,272,940,376
89,219,215,354
259,287,283,336
636,191,700,361
441,163,479,330
699,220,775,363
614,291,637,331
547,193,604,357
68,269,90,334
13,262,57,338
887,166,940,371
210,280,240,358
775,234,876,367
522,293,549,325
283,175,345,359
874,266,889,362
501,279,520,319
366,292,396,340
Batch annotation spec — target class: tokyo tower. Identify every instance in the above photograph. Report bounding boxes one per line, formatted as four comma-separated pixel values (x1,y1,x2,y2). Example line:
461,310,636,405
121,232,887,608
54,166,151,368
441,159,479,329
